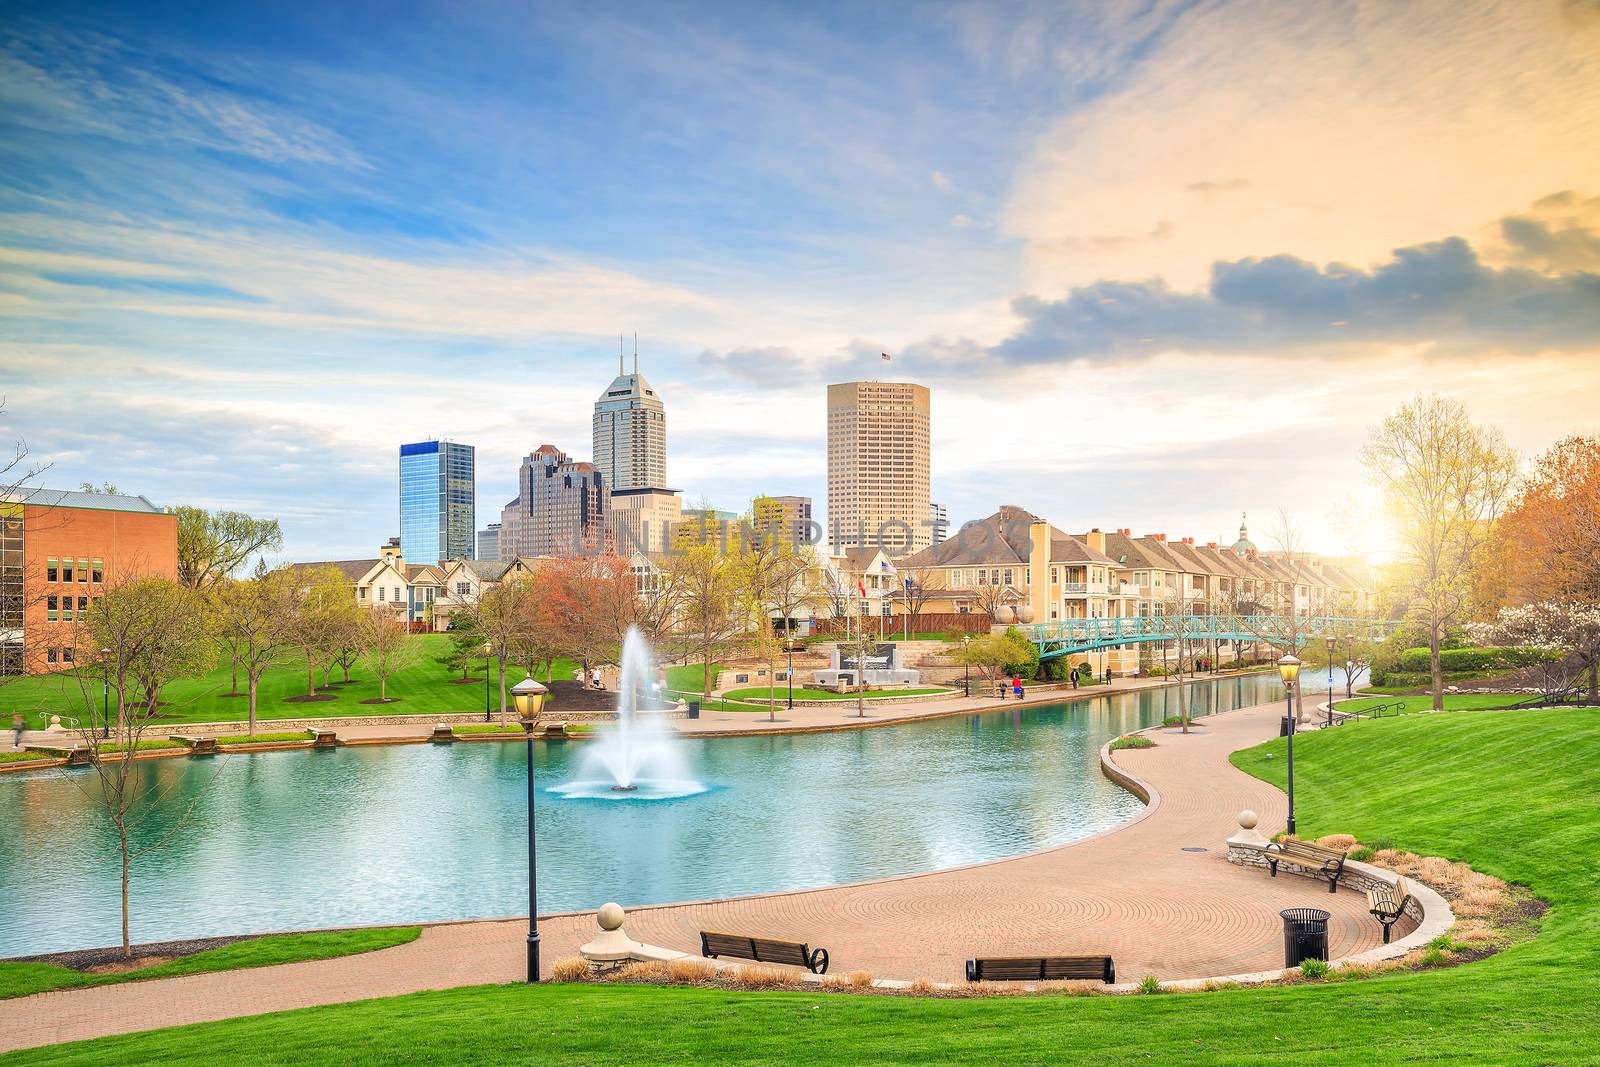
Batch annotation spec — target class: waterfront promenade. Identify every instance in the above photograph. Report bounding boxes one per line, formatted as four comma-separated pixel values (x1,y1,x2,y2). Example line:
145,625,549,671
1,698,1384,1054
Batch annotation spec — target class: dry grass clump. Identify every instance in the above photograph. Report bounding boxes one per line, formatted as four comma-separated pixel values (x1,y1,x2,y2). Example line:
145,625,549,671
1447,920,1503,945
667,959,718,984
730,965,799,990
1200,979,1242,992
845,970,875,990
817,974,850,991
612,960,672,982
549,957,590,982
1054,980,1105,997
1453,885,1510,918
908,977,936,995
1316,833,1358,850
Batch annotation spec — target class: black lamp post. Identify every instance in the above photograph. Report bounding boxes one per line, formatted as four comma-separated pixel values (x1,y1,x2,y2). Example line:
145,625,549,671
482,642,493,722
962,635,971,698
786,637,795,710
511,675,549,983
1278,654,1301,836
1324,635,1337,727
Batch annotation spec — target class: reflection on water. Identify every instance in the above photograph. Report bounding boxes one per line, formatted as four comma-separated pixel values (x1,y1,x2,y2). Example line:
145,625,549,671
0,674,1286,956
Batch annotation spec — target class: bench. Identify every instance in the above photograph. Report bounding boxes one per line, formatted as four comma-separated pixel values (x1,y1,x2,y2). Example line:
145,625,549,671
429,724,455,743
965,956,1116,984
1367,875,1413,943
169,735,218,754
699,931,829,974
541,721,570,738
305,728,338,748
1264,839,1347,893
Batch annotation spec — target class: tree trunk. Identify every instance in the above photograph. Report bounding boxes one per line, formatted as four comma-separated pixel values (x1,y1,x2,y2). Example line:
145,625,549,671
307,661,316,697
231,660,239,696
248,675,258,735
120,841,132,958
343,661,352,683
498,657,508,714
380,673,387,700
1429,623,1444,712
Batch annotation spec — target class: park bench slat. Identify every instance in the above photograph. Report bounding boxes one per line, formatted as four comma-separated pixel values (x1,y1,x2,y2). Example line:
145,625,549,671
1366,875,1413,943
699,930,829,974
1264,840,1348,893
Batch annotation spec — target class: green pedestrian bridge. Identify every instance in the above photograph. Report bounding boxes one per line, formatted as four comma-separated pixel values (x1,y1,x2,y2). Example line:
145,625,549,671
1017,615,1398,660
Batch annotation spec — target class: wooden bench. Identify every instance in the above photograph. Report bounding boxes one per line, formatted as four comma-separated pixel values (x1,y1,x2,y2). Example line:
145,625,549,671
1367,875,1413,943
965,956,1116,984
699,931,829,974
1264,840,1348,893
305,728,338,748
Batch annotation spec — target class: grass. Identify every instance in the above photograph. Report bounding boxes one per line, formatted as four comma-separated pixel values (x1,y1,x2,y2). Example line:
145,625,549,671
1108,735,1154,751
1337,693,1522,716
662,662,726,696
451,724,527,735
18,709,1600,1065
0,636,581,729
0,927,419,1001
722,686,952,702
0,749,51,763
213,732,316,745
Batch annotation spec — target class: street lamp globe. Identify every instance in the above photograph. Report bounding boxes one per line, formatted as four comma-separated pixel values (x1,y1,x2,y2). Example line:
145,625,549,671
1277,654,1301,687
510,676,549,720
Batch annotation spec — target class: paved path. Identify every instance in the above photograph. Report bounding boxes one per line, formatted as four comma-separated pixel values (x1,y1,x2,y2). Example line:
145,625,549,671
1,698,1382,1054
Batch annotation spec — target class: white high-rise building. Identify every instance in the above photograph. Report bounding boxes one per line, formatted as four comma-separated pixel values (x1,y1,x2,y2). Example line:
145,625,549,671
593,349,667,493
826,381,932,555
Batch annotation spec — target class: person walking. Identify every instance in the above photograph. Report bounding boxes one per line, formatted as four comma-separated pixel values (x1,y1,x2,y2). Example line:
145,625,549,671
1070,667,1079,689
1011,675,1023,701
10,712,23,749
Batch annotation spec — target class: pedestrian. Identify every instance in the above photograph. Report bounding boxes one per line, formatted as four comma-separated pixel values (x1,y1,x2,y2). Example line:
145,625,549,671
1070,667,1079,689
590,666,604,690
10,712,22,749
1012,675,1023,701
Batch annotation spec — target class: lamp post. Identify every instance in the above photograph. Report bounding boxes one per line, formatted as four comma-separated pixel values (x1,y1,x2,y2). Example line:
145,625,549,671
1344,633,1356,701
511,675,549,983
482,642,493,722
99,647,111,739
786,637,795,710
1324,635,1337,727
962,634,971,698
1277,654,1301,836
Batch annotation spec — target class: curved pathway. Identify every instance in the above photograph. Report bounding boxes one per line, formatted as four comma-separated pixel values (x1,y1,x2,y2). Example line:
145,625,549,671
1,699,1383,1054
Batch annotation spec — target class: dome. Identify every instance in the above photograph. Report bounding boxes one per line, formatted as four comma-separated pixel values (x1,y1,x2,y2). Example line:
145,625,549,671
1231,512,1256,556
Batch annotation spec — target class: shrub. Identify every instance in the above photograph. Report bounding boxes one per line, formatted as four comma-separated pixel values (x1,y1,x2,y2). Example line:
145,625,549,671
667,959,716,984
1001,627,1041,678
1145,667,1167,677
909,977,936,995
730,965,795,990
1349,847,1375,862
1138,975,1163,994
847,970,875,989
1395,645,1552,674
549,958,590,982
215,732,315,745
1299,958,1330,980
1110,736,1154,751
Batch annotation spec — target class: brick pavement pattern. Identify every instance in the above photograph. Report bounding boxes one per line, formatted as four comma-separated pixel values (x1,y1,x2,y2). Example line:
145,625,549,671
2,699,1383,1054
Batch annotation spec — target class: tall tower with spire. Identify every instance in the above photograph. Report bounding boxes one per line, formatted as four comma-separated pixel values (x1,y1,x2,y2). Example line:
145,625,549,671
593,337,668,494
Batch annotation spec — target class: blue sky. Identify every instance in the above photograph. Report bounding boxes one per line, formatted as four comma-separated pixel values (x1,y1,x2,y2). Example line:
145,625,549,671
2,0,1598,561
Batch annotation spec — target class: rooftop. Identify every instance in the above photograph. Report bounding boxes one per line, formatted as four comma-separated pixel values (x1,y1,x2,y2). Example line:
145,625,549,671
4,487,165,514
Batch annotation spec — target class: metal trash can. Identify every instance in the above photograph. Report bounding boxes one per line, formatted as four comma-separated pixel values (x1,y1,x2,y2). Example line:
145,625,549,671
687,700,700,720
1280,715,1295,737
1281,908,1331,967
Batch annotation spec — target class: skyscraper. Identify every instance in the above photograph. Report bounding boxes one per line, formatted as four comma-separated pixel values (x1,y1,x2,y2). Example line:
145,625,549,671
499,444,607,558
399,440,475,565
826,381,931,555
594,348,667,492
476,523,501,562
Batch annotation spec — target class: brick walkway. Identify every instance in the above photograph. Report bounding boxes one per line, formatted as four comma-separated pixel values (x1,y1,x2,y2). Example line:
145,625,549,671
1,698,1381,1054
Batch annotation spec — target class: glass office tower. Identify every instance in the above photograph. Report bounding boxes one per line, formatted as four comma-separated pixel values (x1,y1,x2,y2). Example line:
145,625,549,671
399,440,475,565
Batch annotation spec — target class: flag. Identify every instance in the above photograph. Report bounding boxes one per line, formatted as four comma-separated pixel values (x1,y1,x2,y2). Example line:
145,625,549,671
857,577,867,598
881,352,891,361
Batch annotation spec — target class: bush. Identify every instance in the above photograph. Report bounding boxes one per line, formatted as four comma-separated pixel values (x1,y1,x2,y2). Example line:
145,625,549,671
1299,958,1330,980
1145,667,1167,677
1109,736,1154,751
1138,975,1163,994
1001,627,1040,678
1397,646,1527,673
215,732,315,745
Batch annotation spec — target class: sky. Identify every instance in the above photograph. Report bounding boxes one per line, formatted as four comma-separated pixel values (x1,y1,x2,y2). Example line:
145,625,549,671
2,0,1598,562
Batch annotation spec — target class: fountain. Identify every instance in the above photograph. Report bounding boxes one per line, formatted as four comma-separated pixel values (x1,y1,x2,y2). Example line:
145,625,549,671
548,627,707,802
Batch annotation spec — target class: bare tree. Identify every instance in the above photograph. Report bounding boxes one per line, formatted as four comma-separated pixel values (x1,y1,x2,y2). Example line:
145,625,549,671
211,570,298,735
462,577,535,714
359,608,419,702
71,577,219,956
662,528,742,698
899,567,945,638
287,567,357,701
1362,395,1519,710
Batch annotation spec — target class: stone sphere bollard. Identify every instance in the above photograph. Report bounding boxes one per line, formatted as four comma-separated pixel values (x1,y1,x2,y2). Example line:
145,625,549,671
1016,605,1036,624
1238,809,1258,830
1226,808,1270,852
596,901,626,931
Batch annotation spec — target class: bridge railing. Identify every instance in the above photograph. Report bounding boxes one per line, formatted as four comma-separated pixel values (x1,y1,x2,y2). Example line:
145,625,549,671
1016,615,1397,654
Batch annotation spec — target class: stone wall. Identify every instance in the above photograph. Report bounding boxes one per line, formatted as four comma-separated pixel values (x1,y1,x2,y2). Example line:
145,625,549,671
1226,844,1425,927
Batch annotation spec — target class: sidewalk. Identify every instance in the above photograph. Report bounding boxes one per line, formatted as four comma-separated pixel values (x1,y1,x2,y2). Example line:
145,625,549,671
0,697,1382,1054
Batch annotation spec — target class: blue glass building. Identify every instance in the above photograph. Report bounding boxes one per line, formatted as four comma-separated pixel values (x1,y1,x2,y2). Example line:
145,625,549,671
399,440,476,564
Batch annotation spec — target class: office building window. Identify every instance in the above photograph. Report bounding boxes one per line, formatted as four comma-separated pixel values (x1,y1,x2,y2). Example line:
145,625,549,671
91,559,103,583
62,560,74,583
47,647,58,664
47,558,58,582
61,647,74,663
47,595,58,620
78,559,89,583
78,596,87,615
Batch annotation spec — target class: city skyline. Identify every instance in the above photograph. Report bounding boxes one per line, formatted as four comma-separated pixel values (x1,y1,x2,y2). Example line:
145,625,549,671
2,1,1597,561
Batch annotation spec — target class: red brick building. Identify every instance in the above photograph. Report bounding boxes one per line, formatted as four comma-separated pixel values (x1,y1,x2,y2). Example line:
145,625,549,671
1,488,179,675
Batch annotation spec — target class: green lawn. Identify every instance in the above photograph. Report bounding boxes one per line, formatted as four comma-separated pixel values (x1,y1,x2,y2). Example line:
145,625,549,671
1337,693,1522,716
15,709,1600,1064
0,637,581,728
0,927,419,1001
722,686,953,702
662,661,726,696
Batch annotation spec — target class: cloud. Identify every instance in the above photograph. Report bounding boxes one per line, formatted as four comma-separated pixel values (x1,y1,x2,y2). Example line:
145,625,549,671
1498,190,1600,272
949,214,991,230
990,231,1600,365
696,345,809,383
932,171,951,190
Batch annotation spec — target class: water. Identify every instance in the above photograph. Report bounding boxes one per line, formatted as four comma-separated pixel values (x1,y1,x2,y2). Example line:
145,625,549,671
0,674,1286,956
553,627,702,799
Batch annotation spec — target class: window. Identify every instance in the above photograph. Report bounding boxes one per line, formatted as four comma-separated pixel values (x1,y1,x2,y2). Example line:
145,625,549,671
456,581,470,595
47,595,58,620
358,587,367,599
47,558,58,582
78,596,87,615
62,648,73,663
62,560,73,583
92,559,103,583
61,597,72,621
47,647,58,664
78,559,89,583
378,587,385,602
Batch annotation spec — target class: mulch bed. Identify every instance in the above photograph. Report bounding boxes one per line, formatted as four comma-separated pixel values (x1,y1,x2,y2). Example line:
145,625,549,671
448,677,485,685
358,698,403,705
9,934,251,971
283,694,339,704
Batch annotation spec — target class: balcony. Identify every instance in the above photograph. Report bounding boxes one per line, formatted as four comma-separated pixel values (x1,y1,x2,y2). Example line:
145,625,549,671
1060,582,1110,596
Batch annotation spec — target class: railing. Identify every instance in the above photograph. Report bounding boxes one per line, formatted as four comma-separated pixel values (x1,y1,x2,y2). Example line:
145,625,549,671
1017,614,1399,657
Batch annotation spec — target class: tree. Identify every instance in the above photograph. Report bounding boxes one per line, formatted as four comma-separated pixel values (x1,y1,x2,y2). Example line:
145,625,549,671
77,481,123,494
211,570,297,735
735,500,819,721
70,577,219,956
360,609,419,702
663,520,742,697
1472,600,1600,704
1494,435,1600,606
463,577,535,714
959,630,1036,692
440,616,486,682
1,398,48,685
898,567,945,638
288,567,357,699
173,506,285,589
1361,395,1519,710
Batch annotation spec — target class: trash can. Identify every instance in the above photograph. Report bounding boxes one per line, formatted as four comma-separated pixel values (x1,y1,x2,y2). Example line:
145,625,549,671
1279,715,1295,737
1281,908,1331,967
687,700,700,720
